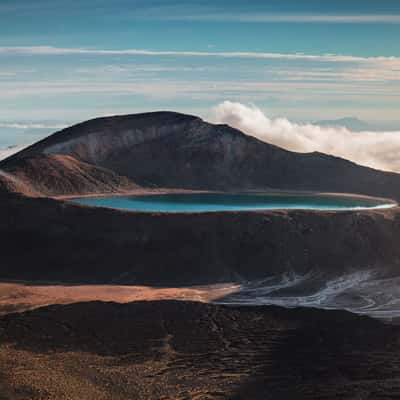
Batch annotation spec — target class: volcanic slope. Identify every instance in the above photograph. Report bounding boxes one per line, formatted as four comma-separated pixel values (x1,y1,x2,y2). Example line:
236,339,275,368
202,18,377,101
1,153,137,196
2,111,400,199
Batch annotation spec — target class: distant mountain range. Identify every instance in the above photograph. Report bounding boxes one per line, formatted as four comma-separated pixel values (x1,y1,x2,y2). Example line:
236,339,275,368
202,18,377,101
2,111,400,199
314,117,372,131
315,117,400,131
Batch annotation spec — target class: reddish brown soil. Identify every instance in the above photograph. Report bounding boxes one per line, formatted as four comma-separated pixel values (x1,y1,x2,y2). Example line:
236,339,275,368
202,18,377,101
0,282,238,315
3,154,138,196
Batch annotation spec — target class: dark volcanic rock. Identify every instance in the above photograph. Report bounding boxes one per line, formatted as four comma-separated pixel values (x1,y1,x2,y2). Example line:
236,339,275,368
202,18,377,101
1,194,400,285
2,111,400,198
1,300,400,399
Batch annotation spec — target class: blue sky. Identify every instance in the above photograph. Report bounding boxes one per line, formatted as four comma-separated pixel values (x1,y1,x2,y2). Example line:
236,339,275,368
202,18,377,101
0,0,400,146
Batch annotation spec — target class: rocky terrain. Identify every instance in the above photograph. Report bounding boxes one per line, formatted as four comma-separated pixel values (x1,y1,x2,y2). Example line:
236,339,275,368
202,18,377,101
2,111,400,399
2,112,400,198
0,112,399,289
0,192,400,286
1,300,400,400
1,153,137,196
0,170,39,197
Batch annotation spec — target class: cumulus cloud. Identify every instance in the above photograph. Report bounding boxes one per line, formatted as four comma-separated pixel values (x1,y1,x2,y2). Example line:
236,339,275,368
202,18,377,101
214,101,400,173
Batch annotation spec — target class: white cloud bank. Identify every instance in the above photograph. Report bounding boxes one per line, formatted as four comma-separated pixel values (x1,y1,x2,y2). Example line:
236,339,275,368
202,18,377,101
214,101,400,173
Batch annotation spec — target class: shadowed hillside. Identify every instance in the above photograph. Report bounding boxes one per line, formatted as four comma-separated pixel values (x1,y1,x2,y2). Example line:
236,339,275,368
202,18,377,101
1,300,400,400
1,193,400,286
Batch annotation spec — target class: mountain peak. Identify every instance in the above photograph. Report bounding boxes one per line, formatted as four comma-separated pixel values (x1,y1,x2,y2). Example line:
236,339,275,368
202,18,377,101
1,111,400,199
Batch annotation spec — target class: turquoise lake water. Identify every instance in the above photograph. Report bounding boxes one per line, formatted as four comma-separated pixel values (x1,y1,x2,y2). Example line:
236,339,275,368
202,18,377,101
71,193,395,212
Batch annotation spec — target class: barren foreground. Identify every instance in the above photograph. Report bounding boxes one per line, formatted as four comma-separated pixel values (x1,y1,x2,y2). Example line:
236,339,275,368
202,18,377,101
1,301,400,400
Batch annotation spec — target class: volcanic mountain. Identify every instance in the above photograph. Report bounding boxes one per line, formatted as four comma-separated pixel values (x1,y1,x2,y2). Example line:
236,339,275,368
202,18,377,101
3,112,400,400
2,111,400,199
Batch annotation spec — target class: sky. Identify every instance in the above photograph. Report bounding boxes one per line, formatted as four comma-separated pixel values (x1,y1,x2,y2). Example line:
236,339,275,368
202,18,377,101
0,0,400,151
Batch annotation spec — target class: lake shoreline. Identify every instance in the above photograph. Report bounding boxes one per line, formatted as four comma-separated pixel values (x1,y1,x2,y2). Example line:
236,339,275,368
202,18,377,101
67,191,397,213
53,187,397,205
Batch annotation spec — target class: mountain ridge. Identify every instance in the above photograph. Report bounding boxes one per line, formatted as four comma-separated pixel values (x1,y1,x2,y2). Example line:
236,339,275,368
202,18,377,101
1,111,400,199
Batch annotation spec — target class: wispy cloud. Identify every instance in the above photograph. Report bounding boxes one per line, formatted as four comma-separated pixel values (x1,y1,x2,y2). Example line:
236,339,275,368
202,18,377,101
1,46,399,64
0,122,66,129
215,101,400,173
1,78,397,102
72,65,208,74
0,72,17,77
159,13,400,24
269,66,400,82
